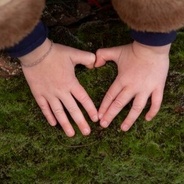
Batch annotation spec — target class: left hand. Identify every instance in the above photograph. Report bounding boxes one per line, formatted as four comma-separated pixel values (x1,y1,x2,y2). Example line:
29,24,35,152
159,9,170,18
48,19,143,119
20,39,98,137
95,41,171,131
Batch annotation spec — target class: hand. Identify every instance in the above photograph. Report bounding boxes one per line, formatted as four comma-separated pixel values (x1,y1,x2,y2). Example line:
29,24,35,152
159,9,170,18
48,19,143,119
95,41,171,131
19,38,98,137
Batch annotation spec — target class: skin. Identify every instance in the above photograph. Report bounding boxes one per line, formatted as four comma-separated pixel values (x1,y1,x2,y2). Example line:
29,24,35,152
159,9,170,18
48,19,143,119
19,38,170,136
95,41,171,131
19,38,98,137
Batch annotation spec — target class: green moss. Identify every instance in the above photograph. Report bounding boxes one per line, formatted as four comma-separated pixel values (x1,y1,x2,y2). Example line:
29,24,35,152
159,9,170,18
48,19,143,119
77,20,132,52
0,2,184,183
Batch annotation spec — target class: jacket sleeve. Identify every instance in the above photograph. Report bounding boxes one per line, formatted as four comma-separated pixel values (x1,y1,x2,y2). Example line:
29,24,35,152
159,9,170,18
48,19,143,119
6,21,48,58
131,30,177,46
112,0,184,33
0,0,45,50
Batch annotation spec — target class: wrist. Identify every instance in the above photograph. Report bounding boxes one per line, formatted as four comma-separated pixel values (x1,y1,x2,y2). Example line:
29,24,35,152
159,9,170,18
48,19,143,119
133,41,171,57
19,38,52,67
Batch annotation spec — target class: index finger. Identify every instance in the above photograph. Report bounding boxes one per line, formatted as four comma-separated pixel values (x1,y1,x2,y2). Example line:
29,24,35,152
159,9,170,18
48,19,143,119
71,81,98,122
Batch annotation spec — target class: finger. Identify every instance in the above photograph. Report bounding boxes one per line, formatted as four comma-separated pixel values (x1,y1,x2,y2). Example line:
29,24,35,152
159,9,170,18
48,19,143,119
100,88,134,128
121,94,148,131
71,82,98,122
49,98,75,137
95,46,123,67
145,89,163,121
71,49,96,69
36,96,57,127
60,93,91,136
98,78,125,120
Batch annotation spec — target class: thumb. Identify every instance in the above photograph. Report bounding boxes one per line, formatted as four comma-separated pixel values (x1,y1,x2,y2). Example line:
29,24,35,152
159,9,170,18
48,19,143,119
71,49,96,69
95,46,123,67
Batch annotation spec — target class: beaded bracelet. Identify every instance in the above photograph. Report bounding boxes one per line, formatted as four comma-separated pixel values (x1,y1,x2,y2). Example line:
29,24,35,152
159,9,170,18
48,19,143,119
20,41,53,68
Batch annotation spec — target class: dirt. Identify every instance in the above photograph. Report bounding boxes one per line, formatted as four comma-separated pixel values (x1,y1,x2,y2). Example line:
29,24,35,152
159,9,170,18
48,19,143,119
0,53,21,78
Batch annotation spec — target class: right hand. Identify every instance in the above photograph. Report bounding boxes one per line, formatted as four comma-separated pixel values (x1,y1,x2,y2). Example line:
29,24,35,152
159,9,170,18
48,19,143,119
95,41,170,131
19,38,98,137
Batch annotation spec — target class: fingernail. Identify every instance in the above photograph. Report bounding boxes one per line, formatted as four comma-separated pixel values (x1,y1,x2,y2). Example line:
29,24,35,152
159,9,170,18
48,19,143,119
99,113,103,120
146,116,152,121
122,125,129,132
101,121,109,128
83,128,91,135
66,130,75,137
92,115,98,122
49,120,57,126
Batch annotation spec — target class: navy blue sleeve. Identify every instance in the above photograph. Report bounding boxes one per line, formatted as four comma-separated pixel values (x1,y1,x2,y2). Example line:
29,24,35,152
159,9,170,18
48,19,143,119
131,30,177,46
6,21,48,58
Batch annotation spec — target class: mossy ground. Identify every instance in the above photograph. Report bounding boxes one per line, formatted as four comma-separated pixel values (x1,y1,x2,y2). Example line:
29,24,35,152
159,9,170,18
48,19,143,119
0,0,184,183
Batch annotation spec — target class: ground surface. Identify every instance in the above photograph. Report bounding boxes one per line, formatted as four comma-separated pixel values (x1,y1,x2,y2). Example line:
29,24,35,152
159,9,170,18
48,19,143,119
0,0,184,183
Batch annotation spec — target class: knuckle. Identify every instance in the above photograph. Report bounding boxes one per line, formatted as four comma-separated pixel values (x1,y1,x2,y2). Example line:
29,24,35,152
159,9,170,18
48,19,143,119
132,104,143,113
67,106,78,114
75,121,83,127
39,103,48,112
150,102,161,115
106,112,115,120
39,104,53,121
150,108,159,116
96,49,103,57
79,94,90,104
43,113,52,122
113,99,124,109
53,108,64,115
152,101,161,109
105,92,113,102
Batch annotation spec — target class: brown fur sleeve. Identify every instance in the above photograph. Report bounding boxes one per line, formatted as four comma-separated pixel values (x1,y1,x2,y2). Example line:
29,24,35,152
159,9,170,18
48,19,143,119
112,0,184,32
0,0,45,49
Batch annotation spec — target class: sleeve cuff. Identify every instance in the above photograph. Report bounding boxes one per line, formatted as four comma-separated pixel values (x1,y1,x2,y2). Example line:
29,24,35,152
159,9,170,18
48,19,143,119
131,30,177,46
6,21,48,58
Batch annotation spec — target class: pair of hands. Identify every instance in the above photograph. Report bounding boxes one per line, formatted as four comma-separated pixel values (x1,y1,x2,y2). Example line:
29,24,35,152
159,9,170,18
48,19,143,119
19,38,171,137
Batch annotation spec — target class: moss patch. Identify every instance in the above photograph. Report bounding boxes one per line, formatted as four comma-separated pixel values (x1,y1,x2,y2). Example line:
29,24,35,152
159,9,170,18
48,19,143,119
0,0,184,183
